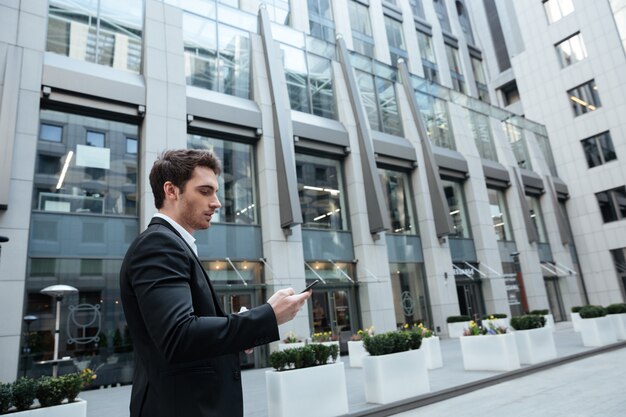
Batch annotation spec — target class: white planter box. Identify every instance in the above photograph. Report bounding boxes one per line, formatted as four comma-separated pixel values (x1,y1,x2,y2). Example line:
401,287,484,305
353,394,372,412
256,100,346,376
11,399,87,417
514,326,557,364
578,316,617,347
421,336,443,369
571,312,582,332
362,349,430,404
447,321,470,338
460,333,520,371
310,341,341,362
348,340,367,367
609,313,626,340
266,362,348,417
277,342,305,351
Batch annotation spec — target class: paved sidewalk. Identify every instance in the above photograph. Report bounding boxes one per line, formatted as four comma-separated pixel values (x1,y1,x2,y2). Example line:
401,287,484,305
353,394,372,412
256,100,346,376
80,322,626,417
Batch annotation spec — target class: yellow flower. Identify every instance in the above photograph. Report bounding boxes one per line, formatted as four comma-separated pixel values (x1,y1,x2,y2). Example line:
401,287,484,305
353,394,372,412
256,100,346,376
403,323,409,329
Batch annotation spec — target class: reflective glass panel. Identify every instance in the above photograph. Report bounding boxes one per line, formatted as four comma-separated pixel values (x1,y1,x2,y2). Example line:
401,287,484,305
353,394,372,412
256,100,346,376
488,188,512,241
390,263,431,328
442,179,471,238
379,168,416,235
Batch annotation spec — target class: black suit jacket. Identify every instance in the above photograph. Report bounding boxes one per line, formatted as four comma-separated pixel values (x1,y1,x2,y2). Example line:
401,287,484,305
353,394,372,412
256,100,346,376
120,217,279,417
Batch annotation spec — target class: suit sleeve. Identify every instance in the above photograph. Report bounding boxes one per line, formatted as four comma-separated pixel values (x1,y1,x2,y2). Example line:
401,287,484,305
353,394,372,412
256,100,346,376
127,229,279,364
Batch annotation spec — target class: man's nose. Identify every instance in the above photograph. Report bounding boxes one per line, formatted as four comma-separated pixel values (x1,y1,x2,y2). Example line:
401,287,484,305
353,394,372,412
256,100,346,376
212,196,222,208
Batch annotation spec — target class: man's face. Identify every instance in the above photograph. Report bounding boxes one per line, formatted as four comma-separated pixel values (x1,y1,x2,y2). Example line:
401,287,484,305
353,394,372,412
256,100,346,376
174,166,221,233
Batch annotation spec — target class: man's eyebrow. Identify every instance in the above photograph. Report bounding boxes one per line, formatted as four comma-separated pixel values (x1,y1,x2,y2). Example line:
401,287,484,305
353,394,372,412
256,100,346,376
197,185,217,192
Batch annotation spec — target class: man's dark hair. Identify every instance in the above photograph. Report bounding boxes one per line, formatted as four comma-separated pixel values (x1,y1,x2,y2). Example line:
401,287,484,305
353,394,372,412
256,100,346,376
149,149,222,209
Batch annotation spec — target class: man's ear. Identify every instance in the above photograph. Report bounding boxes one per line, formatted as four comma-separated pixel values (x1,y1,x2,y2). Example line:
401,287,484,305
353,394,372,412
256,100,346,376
163,182,179,201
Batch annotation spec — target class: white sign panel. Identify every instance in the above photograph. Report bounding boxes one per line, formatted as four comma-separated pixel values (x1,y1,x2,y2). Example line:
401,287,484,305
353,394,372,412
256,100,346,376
76,145,110,169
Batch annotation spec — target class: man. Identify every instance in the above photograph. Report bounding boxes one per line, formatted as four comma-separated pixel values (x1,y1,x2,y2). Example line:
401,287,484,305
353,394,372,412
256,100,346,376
120,149,310,417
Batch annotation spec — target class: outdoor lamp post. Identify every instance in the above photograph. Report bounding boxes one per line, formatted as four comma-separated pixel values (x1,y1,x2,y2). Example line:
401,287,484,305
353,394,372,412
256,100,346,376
22,315,38,377
40,285,78,376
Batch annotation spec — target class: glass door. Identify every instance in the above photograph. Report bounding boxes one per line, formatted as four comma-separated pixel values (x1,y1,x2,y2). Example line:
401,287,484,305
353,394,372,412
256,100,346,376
455,280,485,321
310,287,357,353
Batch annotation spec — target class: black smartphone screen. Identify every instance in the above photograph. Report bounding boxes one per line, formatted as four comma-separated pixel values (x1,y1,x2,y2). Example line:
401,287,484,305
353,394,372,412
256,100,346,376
300,279,320,293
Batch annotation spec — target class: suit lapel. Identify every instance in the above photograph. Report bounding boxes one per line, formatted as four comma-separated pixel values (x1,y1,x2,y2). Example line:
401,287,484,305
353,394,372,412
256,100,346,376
148,218,226,316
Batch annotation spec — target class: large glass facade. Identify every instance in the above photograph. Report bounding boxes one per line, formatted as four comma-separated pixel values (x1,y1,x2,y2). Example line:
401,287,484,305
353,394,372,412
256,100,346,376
416,92,455,149
187,134,258,225
488,188,513,241
183,11,251,98
352,55,403,136
503,122,532,170
469,110,497,161
390,263,431,328
279,34,336,119
442,180,471,238
296,154,347,230
46,0,143,73
22,110,139,381
379,168,416,235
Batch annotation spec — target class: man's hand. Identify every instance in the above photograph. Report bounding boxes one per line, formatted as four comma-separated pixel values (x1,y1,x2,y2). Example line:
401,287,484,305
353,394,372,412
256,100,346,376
267,288,312,325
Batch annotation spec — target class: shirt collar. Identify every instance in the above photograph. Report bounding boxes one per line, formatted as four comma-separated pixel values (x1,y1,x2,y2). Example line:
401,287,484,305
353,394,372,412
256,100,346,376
153,213,198,256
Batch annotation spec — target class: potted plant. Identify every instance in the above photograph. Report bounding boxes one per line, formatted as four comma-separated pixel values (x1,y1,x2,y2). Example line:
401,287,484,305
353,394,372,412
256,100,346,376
578,305,617,347
482,313,509,331
361,329,429,404
407,323,442,369
510,315,557,364
446,315,471,338
460,320,520,371
266,344,347,417
570,306,584,332
310,331,341,362
347,326,374,368
277,331,305,351
605,303,626,341
528,309,554,331
1,369,94,416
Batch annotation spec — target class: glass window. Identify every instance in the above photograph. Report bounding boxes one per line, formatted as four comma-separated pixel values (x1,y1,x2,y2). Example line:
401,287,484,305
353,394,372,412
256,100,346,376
468,110,496,161
46,0,143,73
86,131,105,147
446,44,465,94
581,131,617,168
526,196,548,243
596,186,626,223
535,133,558,176
390,263,431,328
183,13,251,99
416,92,455,149
503,122,531,170
456,0,475,45
40,123,63,142
296,154,347,231
556,33,588,67
384,16,407,65
410,0,426,19
349,1,375,56
126,137,138,154
262,0,290,24
610,0,626,54
543,0,574,24
281,43,336,119
568,80,601,117
379,168,416,234
433,0,452,32
500,81,520,106
308,0,335,43
442,179,471,238
187,134,258,225
35,110,139,216
417,31,439,83
471,57,490,103
488,188,512,241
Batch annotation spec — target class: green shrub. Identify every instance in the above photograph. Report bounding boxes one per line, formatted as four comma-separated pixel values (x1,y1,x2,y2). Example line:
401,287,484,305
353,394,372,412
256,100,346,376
482,313,508,319
0,382,12,413
528,309,549,315
37,376,65,407
362,330,422,356
606,303,626,315
11,377,37,411
268,343,339,371
571,305,584,313
446,315,471,323
510,315,546,330
579,305,607,319
60,373,84,403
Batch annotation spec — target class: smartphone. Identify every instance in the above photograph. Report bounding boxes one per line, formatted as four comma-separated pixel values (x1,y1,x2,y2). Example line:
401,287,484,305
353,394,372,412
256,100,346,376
300,279,320,293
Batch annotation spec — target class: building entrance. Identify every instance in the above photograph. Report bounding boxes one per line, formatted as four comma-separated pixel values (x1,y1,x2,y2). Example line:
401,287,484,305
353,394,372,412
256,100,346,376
310,287,357,353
